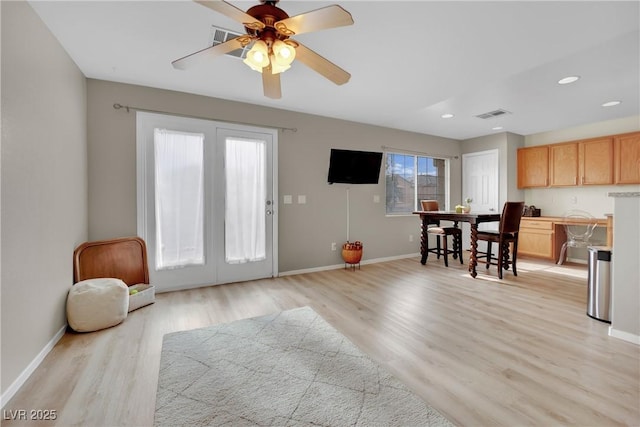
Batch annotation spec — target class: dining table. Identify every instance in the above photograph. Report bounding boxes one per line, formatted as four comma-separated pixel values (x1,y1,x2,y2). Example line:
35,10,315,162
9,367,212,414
413,210,501,278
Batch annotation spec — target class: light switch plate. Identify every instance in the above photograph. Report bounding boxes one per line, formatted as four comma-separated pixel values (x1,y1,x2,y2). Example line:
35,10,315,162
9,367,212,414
373,195,380,203
298,195,307,204
283,195,292,204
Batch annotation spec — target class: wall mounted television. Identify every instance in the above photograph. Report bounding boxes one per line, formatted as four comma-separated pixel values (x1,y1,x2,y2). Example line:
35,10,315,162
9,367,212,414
327,149,383,184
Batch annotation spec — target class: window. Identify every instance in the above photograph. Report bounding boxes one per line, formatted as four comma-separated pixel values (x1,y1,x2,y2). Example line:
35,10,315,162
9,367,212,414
385,152,449,215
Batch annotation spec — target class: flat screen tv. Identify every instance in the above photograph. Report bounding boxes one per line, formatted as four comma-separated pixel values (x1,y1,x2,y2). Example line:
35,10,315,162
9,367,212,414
327,149,383,184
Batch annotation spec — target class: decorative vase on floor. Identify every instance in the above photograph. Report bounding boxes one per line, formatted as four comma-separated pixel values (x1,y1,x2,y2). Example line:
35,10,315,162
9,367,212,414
342,241,363,266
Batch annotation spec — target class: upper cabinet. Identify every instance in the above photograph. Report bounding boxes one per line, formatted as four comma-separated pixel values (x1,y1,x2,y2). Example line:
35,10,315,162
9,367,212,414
518,146,548,188
614,132,640,184
549,143,579,186
580,137,614,185
550,138,613,186
518,131,637,188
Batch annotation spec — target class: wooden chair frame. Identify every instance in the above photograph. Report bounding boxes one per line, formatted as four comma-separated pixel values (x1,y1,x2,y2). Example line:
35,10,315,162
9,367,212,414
420,200,463,267
476,201,525,279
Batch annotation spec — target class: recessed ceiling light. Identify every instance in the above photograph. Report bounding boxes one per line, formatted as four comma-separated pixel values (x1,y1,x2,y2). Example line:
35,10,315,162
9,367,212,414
441,113,454,119
602,100,621,107
492,126,503,131
558,76,580,85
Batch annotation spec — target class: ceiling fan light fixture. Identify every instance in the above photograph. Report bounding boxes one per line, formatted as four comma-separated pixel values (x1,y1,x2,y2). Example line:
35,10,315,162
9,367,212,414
244,40,270,72
272,39,296,67
173,1,354,98
269,55,291,74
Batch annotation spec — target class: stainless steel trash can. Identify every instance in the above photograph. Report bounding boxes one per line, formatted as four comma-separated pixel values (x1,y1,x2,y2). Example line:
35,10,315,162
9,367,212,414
587,246,612,323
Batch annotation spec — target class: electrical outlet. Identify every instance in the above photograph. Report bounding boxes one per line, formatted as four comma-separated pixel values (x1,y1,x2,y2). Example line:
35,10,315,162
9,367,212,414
409,234,414,242
331,242,337,251
570,196,577,204
373,195,380,203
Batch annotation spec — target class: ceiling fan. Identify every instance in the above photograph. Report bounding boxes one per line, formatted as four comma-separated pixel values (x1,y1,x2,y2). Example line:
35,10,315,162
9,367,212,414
172,0,354,99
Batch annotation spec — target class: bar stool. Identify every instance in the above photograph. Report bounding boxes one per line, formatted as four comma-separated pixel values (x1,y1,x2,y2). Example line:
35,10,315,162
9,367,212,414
420,200,463,267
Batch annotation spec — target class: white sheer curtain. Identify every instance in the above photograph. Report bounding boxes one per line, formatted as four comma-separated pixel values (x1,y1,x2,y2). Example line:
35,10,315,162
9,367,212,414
225,137,266,264
154,128,204,269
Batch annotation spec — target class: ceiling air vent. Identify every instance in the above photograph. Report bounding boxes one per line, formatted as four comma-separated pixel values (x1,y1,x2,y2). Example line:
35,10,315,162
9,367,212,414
209,26,251,59
475,109,512,120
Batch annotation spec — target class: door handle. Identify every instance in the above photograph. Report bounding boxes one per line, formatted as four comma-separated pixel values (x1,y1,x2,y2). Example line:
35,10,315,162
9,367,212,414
266,210,273,215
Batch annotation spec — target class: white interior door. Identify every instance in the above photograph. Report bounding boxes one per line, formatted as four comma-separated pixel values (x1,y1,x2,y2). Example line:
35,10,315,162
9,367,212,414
137,112,277,292
462,149,499,250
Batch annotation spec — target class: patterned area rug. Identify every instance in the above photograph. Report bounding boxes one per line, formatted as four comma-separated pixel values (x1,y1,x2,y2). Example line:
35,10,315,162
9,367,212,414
155,306,453,426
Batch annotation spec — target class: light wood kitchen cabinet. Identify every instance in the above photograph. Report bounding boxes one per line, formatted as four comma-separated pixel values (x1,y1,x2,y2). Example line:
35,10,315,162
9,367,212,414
549,143,578,186
614,132,640,184
518,218,561,260
518,216,610,262
517,146,548,188
517,131,637,188
579,137,614,185
549,137,613,186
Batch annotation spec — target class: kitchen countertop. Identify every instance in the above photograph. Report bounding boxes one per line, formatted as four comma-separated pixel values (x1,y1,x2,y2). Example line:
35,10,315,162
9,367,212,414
608,192,640,197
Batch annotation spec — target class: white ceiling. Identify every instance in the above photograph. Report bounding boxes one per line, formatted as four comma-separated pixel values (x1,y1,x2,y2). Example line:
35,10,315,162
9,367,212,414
29,1,640,140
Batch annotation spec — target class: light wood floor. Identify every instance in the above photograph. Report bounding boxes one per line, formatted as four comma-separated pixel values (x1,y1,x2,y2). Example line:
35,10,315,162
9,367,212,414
3,257,639,426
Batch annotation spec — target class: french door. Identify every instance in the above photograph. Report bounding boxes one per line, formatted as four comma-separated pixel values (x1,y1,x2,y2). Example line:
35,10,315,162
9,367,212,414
136,112,277,292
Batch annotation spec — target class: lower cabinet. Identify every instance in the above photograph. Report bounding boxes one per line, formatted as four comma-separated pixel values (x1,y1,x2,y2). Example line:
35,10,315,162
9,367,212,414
518,218,565,261
519,216,611,262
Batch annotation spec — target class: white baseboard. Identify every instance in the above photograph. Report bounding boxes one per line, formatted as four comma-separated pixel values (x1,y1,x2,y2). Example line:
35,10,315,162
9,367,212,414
1,324,67,409
279,253,420,277
608,326,640,345
155,253,422,291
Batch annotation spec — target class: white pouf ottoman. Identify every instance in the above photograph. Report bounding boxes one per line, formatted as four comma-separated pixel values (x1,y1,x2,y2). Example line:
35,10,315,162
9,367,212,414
67,278,129,332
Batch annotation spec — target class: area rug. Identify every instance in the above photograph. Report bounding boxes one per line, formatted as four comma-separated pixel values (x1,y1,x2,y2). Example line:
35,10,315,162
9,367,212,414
154,306,453,426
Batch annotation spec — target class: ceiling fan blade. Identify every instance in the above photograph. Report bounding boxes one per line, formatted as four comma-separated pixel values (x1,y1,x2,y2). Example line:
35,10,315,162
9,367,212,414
294,42,350,85
172,36,250,70
262,69,282,99
275,5,353,36
194,0,265,31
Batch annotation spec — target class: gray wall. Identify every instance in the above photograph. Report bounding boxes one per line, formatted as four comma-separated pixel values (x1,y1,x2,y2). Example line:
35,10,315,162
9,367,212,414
506,132,525,201
1,1,88,395
610,194,640,340
86,80,462,273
